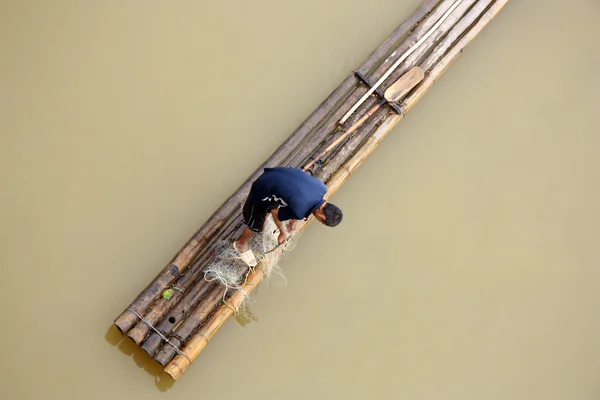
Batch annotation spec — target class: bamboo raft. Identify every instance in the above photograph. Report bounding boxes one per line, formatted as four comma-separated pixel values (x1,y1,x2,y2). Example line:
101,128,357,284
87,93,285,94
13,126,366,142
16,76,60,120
113,0,509,381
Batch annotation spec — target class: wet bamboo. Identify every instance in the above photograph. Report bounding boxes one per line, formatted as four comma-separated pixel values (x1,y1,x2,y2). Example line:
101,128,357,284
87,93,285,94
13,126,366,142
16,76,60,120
286,0,446,167
318,108,390,182
303,101,385,172
133,218,245,347
164,0,510,380
357,0,441,75
126,252,215,344
113,1,439,334
380,0,478,89
405,0,509,111
419,0,495,71
362,0,450,83
126,214,242,344
292,0,461,169
152,285,227,366
298,0,469,170
341,0,463,124
140,281,224,357
353,0,479,125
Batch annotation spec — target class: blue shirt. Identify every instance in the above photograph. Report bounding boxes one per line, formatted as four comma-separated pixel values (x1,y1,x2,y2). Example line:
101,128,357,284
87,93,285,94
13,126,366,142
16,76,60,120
252,167,327,221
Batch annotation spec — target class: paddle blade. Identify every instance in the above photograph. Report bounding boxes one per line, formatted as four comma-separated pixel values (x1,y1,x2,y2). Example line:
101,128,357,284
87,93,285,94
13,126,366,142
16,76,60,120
384,66,425,103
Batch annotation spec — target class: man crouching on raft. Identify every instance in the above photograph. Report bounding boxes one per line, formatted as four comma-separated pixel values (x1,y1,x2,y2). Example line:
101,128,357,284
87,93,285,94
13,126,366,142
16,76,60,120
234,167,343,266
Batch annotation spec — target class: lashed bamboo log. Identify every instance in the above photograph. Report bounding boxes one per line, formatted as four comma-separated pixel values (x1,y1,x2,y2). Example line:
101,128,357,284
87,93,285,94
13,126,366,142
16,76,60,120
113,1,441,335
381,0,479,88
125,253,212,344
163,0,510,380
135,220,244,347
152,282,224,366
126,214,240,344
297,0,462,169
350,0,479,128
287,0,453,168
419,0,495,71
300,0,474,174
145,283,226,361
357,0,441,75
340,0,463,124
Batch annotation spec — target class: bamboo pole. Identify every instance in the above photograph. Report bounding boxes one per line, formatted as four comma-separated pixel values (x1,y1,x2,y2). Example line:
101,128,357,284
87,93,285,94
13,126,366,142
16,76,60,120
152,285,227,366
380,0,478,89
302,101,384,172
125,253,211,344
287,1,452,168
362,0,449,84
405,0,509,111
163,0,510,380
130,217,245,345
419,0,494,72
357,0,441,75
340,0,464,124
318,108,390,182
113,1,444,334
137,281,220,355
350,0,478,127
126,211,243,344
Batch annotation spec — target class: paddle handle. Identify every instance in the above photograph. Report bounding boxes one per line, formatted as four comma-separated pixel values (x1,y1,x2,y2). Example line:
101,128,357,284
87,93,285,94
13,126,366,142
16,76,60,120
302,99,384,172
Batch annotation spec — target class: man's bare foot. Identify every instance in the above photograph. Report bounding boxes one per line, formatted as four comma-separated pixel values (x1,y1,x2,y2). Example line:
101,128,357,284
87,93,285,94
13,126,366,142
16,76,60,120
233,241,257,267
234,240,249,252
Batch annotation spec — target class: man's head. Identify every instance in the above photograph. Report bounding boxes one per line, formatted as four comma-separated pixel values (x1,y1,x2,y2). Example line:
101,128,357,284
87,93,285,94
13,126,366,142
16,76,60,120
313,202,343,227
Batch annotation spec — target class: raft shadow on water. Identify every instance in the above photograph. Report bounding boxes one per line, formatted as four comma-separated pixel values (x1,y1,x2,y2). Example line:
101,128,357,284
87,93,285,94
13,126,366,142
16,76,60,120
105,325,175,392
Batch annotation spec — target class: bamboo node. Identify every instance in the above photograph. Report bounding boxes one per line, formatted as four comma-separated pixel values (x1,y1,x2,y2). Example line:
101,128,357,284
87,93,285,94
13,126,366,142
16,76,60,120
125,307,192,363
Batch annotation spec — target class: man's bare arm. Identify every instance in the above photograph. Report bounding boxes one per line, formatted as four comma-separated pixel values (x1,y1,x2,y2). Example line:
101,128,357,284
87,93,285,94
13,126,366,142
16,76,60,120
270,208,291,244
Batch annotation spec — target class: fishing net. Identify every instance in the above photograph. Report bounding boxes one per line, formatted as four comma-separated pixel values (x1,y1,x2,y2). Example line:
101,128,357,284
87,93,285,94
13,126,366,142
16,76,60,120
202,213,299,318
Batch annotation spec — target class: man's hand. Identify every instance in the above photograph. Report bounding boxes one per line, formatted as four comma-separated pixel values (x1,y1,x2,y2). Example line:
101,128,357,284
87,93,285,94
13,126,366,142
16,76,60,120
271,208,290,245
287,219,298,232
278,230,289,245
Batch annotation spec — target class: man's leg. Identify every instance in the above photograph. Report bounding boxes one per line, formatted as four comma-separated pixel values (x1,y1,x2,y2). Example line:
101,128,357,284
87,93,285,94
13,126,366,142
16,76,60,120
235,187,265,253
234,226,256,252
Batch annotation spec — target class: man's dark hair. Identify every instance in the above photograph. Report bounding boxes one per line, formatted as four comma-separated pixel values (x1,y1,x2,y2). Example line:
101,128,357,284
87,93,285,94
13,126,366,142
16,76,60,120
322,203,343,227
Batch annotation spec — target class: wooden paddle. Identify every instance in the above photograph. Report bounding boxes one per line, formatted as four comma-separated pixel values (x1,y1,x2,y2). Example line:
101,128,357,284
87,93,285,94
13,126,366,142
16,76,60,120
302,66,424,172
339,0,464,124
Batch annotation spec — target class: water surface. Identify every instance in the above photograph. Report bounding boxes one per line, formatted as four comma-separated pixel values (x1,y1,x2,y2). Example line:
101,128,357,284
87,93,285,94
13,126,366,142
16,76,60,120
2,0,599,398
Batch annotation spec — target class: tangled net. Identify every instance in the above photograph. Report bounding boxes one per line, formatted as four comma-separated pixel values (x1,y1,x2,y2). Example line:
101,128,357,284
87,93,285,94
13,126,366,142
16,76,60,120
203,214,299,316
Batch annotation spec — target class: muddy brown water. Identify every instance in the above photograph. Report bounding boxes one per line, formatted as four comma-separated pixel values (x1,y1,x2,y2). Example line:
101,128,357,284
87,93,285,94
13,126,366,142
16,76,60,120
2,0,600,398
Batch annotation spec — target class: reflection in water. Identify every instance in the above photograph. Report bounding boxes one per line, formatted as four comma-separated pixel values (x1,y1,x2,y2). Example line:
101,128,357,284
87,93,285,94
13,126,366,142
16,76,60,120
105,326,174,392
235,303,260,327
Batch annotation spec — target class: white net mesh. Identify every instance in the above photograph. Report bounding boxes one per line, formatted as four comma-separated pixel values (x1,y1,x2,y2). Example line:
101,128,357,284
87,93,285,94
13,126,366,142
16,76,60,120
202,213,299,318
